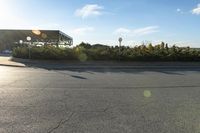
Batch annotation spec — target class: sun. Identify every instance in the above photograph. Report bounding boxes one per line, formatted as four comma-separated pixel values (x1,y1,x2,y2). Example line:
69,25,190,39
0,0,12,18
0,0,7,9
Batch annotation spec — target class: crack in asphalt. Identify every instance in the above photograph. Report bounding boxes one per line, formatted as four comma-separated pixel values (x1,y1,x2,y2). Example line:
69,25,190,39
47,112,74,133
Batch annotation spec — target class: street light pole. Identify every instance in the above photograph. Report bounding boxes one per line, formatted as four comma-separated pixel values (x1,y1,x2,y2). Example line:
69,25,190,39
26,36,32,59
118,37,122,61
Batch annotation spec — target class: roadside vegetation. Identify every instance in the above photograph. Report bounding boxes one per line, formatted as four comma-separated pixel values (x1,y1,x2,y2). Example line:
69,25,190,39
12,42,200,61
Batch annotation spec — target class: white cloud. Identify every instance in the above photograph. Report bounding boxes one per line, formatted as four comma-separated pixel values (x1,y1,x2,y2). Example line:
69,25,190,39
75,4,104,18
192,4,200,15
133,26,159,35
114,28,131,34
114,26,159,36
72,27,94,36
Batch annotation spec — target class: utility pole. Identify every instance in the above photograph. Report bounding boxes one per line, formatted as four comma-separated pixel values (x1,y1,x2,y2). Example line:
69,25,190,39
118,37,122,61
26,36,32,59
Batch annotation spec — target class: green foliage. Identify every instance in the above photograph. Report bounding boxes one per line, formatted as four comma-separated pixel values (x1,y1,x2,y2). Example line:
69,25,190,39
12,47,29,59
13,46,76,60
12,42,200,61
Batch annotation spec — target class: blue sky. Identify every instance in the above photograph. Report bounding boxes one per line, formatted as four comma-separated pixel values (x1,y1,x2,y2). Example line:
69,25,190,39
0,0,200,47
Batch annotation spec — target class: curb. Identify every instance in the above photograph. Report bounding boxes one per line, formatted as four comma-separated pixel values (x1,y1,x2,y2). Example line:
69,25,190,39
0,63,26,68
24,64,200,70
11,57,200,65
1,63,200,69
11,57,41,64
8,57,200,69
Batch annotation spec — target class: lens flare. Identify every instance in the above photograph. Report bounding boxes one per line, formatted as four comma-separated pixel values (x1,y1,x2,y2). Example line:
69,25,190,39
78,53,88,62
143,90,152,98
26,36,31,41
32,29,41,35
41,33,47,39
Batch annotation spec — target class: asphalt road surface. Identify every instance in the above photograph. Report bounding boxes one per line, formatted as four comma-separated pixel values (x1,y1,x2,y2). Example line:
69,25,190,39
1,66,200,133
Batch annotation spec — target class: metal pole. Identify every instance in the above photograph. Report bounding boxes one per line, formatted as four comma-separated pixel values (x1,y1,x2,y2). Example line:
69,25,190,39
28,44,31,59
118,37,122,61
27,36,32,59
119,42,121,61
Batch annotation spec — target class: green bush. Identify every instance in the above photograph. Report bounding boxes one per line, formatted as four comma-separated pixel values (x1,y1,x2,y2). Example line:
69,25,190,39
12,47,29,59
13,46,77,60
12,42,200,61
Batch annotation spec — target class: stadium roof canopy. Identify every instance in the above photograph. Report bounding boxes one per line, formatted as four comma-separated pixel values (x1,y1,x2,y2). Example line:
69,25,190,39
0,29,73,46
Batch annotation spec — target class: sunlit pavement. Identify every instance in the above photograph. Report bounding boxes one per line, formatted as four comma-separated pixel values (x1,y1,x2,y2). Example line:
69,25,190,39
0,56,25,67
1,66,200,133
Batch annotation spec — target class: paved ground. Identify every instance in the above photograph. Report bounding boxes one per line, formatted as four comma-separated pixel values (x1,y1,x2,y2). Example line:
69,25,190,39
0,56,25,67
1,65,200,133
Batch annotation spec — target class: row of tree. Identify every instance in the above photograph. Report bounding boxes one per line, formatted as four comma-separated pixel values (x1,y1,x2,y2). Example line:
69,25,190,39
76,42,200,61
12,42,200,61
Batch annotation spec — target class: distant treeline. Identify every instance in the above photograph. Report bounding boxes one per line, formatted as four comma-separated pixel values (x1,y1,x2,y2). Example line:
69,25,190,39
12,42,200,61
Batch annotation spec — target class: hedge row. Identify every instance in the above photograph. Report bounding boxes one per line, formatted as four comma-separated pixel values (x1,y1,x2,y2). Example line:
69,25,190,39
12,46,76,60
12,42,200,61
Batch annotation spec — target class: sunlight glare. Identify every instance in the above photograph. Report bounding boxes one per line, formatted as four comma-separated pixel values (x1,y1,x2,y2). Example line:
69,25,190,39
0,0,10,18
144,90,152,98
32,29,41,35
41,33,47,39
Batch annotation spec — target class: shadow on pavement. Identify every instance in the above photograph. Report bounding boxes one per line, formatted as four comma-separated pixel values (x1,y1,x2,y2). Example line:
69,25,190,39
15,61,200,76
70,75,87,80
